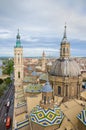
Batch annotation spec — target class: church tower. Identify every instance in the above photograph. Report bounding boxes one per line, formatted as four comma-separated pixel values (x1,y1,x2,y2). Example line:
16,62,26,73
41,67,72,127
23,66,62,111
14,29,23,87
60,24,70,58
42,51,46,71
40,81,54,109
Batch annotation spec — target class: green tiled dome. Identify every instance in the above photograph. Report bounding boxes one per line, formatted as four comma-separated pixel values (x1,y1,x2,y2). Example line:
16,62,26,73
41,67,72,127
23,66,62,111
25,84,42,93
15,29,22,48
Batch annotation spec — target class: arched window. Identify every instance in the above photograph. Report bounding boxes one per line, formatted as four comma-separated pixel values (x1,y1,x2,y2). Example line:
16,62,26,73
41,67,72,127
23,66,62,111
63,48,65,53
58,86,61,95
44,95,46,104
18,72,20,78
66,85,68,96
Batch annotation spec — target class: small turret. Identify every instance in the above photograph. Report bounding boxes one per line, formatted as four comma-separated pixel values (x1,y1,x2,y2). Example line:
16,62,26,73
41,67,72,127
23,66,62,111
42,51,46,71
16,29,21,48
60,24,70,58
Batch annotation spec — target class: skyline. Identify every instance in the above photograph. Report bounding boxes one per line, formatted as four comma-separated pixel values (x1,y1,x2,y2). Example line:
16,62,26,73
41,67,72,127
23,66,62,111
0,0,86,57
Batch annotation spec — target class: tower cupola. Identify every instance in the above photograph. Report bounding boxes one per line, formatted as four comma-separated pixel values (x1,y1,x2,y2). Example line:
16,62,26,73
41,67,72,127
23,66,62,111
16,29,21,48
60,24,70,58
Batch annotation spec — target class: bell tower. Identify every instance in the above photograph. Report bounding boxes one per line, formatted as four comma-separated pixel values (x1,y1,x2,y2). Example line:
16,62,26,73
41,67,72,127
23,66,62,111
42,51,46,71
14,29,23,87
60,24,70,59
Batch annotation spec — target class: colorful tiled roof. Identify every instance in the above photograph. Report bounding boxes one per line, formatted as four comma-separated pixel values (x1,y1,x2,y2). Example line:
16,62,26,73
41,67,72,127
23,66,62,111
15,119,29,130
77,108,86,126
25,84,42,93
39,73,48,81
30,105,64,127
23,76,36,83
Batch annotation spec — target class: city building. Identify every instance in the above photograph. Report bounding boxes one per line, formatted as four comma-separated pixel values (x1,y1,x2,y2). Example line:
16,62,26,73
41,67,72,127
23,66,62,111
13,26,86,130
13,30,29,130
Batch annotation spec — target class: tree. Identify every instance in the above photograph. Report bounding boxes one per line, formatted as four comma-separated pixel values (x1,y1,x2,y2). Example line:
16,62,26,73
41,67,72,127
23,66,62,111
2,59,14,75
4,77,11,85
0,79,3,84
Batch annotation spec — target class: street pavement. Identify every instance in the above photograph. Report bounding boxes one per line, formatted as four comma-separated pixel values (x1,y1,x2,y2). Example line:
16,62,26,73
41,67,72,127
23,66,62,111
0,82,14,130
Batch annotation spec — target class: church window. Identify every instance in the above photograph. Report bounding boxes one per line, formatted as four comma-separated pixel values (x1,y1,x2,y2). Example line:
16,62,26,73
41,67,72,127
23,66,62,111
44,95,46,104
63,48,65,53
67,48,69,53
18,72,20,78
66,85,68,96
58,86,61,95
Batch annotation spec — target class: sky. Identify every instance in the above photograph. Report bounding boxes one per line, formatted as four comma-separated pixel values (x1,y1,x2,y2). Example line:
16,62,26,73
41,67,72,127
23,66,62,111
0,0,86,57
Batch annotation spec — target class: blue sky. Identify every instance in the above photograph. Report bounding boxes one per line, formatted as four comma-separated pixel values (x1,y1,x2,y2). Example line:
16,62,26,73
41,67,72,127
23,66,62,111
0,0,86,57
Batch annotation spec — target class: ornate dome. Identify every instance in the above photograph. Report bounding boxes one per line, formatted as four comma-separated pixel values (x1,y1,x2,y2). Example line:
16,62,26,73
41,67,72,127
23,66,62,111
50,58,81,77
31,105,64,127
42,81,53,92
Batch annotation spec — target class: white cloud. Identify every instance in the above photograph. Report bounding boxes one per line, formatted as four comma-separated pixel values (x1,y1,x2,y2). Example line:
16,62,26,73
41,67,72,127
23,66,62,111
0,0,86,39
0,47,13,56
0,0,86,56
23,47,59,57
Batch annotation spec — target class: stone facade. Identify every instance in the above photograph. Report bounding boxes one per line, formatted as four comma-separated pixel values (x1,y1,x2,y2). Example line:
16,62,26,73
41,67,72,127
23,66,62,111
49,75,82,101
31,122,60,130
14,47,23,87
49,25,82,101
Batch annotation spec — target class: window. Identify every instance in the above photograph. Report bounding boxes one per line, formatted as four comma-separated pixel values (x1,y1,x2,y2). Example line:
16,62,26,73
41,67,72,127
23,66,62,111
58,86,61,95
44,96,46,104
66,85,68,96
63,48,65,53
48,97,50,104
18,72,20,78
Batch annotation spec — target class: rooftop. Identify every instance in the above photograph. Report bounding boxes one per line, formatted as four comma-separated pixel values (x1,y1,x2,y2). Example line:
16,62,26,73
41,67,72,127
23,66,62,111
30,105,64,127
39,73,48,81
25,84,42,93
50,58,81,77
77,108,86,126
59,99,85,130
23,76,36,83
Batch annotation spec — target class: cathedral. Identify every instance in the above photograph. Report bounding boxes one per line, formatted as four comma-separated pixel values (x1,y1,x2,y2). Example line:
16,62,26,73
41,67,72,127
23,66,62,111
13,26,86,130
49,25,82,101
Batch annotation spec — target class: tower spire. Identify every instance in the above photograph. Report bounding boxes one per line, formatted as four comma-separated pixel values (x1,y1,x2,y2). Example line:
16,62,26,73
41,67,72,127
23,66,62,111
63,22,67,39
17,28,20,39
18,28,19,34
16,29,21,47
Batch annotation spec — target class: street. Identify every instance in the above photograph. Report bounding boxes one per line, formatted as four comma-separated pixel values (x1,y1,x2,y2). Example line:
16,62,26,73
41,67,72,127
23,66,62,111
0,82,14,130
